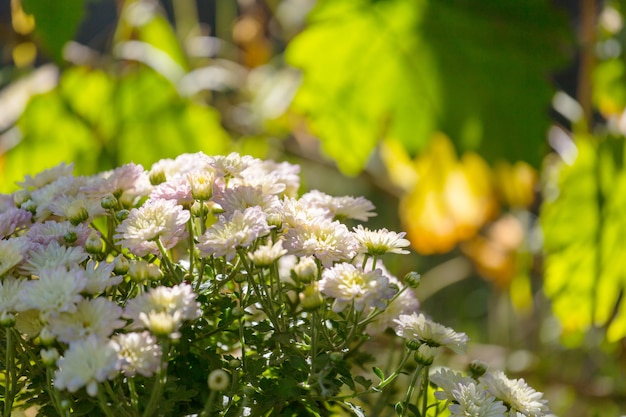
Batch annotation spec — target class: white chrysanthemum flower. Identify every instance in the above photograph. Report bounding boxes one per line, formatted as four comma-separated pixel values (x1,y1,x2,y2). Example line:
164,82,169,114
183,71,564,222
113,331,162,377
248,239,287,267
30,175,82,221
0,276,26,315
17,266,86,317
115,198,190,257
283,218,359,267
20,240,88,276
54,335,119,397
240,160,300,198
353,225,411,256
209,152,259,179
26,220,92,247
431,368,477,401
49,193,106,224
18,162,74,190
0,237,29,276
0,207,32,238
280,197,329,228
449,381,508,417
46,298,125,343
480,370,550,417
214,185,282,219
198,206,271,261
319,263,396,312
82,260,123,294
123,283,201,338
394,313,469,354
188,168,216,200
366,285,418,335
300,190,376,221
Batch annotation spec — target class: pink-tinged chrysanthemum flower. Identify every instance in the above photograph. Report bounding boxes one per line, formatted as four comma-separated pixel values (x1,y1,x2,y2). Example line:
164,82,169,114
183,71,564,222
82,260,122,294
149,152,213,183
319,263,396,313
300,190,376,221
280,197,329,229
198,206,271,261
30,175,83,222
17,265,87,317
113,331,162,377
242,160,301,198
0,237,29,276
214,185,282,219
283,218,359,267
394,313,469,354
26,220,92,247
123,283,201,338
352,225,411,256
49,193,106,224
20,240,88,276
54,335,119,397
18,162,74,190
480,370,550,417
150,174,194,206
115,198,190,257
47,298,125,343
0,207,32,238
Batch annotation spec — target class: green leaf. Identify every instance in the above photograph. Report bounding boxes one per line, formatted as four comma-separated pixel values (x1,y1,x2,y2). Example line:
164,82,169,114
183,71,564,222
2,66,230,192
286,0,570,174
541,136,626,344
372,366,385,382
22,0,86,63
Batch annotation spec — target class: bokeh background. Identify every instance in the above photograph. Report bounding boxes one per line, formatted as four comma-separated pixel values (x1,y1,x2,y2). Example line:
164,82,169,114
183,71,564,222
1,0,626,415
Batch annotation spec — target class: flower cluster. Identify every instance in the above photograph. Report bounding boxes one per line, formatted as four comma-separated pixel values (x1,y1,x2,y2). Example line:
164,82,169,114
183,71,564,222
0,152,549,417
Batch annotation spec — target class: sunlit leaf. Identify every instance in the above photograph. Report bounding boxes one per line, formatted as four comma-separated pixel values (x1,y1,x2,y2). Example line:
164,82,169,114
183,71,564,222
541,136,626,343
2,66,230,192
22,0,86,63
286,0,569,174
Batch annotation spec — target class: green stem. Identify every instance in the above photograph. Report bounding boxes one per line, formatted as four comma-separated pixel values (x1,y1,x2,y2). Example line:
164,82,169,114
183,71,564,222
401,365,425,417
142,342,170,417
3,328,14,417
46,367,70,417
155,238,178,283
421,367,430,417
128,375,140,415
97,386,117,417
200,389,217,417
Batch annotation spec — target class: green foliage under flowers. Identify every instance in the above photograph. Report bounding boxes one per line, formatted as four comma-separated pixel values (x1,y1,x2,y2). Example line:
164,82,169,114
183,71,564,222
0,153,548,416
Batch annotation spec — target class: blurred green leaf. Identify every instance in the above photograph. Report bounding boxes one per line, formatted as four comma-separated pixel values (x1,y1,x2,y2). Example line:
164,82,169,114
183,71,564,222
22,0,86,63
541,136,626,344
2,66,230,192
286,0,570,174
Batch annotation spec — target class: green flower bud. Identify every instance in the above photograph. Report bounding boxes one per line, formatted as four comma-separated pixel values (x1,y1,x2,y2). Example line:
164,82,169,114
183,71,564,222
468,359,488,378
115,209,130,222
299,283,323,311
0,311,16,327
85,232,103,254
67,202,89,225
229,359,241,369
63,231,78,244
41,348,59,367
113,255,130,275
405,339,421,351
150,170,167,186
101,194,118,210
403,272,421,288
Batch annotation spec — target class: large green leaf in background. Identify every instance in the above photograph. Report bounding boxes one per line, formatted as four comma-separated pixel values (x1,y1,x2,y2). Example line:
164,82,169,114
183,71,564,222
22,0,87,63
1,66,230,192
542,137,626,344
286,0,570,175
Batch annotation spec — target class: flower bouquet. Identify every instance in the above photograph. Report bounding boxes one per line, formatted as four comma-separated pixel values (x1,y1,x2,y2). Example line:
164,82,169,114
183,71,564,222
0,152,549,416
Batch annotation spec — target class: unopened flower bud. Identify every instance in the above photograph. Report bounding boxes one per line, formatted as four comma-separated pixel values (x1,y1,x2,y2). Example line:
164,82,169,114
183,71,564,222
13,189,30,207
21,199,36,214
150,170,167,186
115,209,130,222
101,194,118,210
113,255,130,275
63,231,77,244
67,202,89,225
405,339,421,351
189,170,215,201
229,359,241,369
191,201,207,217
41,347,59,366
294,257,317,283
231,306,245,318
299,283,323,311
85,232,103,254
147,263,163,281
0,311,16,327
39,327,56,346
129,260,151,282
403,272,421,288
329,352,343,362
468,360,488,378
207,369,230,391
414,345,438,366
